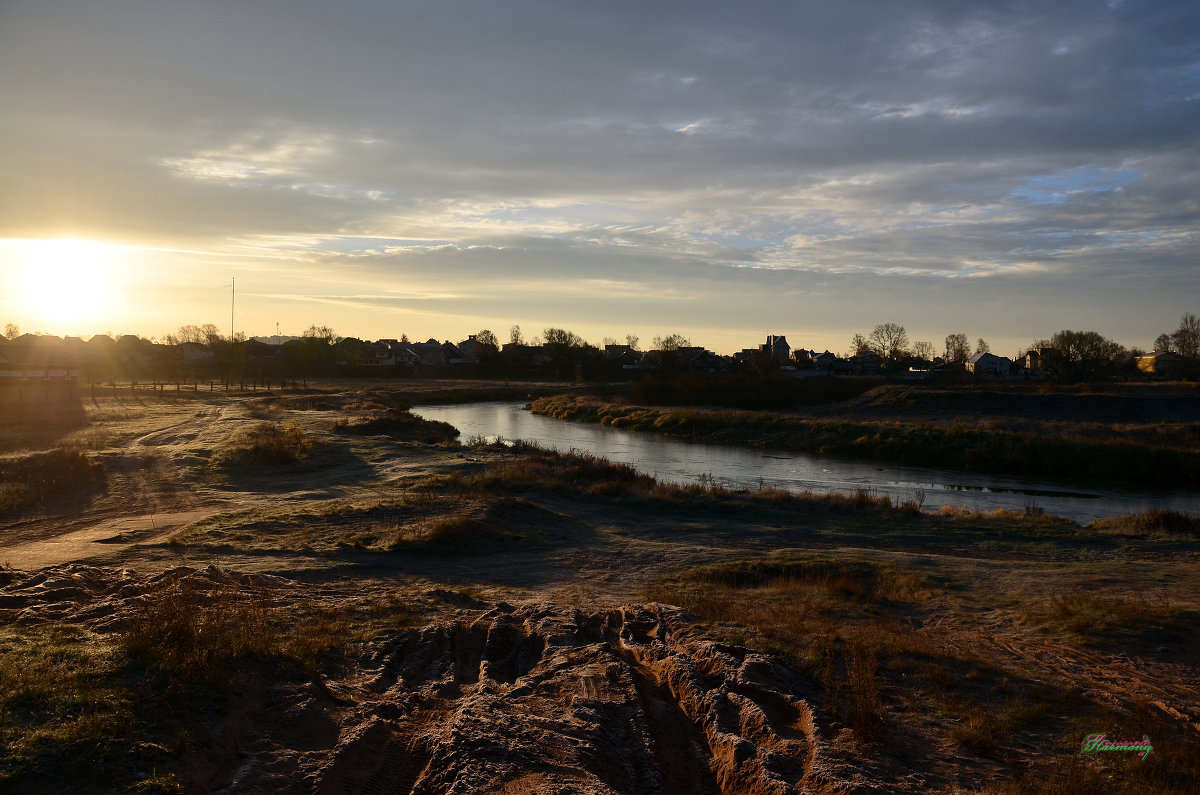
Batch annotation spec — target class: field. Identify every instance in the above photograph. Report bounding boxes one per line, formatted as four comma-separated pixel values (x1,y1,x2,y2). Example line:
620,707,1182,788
1,380,1198,793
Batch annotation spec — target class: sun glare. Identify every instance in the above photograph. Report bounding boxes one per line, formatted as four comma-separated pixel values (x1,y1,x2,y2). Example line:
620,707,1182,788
11,239,123,330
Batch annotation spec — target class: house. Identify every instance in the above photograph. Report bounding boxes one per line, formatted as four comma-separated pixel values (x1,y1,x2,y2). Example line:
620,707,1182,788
501,343,553,368
1136,350,1185,379
606,346,643,370
811,350,839,370
604,344,635,359
689,349,730,372
360,341,395,367
178,342,215,363
849,351,883,376
388,343,420,368
791,348,814,368
762,335,790,363
411,339,447,367
456,335,485,363
967,351,1012,377
441,341,465,364
1024,347,1057,378
0,348,20,381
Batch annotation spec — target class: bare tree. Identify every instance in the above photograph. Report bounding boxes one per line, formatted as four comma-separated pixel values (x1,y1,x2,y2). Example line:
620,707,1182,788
975,338,990,355
170,324,206,345
625,334,639,350
653,333,691,351
1172,312,1199,361
850,333,871,355
602,336,618,348
944,333,970,366
869,322,909,367
302,324,338,345
509,325,524,346
201,323,224,346
912,341,935,362
4,323,19,340
1154,332,1172,352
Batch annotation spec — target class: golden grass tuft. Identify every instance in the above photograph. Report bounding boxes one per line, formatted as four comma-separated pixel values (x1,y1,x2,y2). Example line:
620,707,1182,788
211,420,313,466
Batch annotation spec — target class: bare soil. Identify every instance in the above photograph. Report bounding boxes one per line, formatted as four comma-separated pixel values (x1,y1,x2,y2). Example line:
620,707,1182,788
1,380,1198,793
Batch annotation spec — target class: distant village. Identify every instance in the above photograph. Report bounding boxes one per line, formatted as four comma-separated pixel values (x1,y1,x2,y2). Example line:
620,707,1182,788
1,317,1195,386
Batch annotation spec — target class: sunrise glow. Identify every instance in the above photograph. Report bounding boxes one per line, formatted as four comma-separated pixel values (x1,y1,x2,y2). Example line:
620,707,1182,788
7,239,123,331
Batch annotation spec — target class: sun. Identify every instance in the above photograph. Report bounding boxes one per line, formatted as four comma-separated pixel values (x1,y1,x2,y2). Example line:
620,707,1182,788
11,239,122,329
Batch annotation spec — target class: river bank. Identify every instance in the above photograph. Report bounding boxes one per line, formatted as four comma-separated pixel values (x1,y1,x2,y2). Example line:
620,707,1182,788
530,389,1200,489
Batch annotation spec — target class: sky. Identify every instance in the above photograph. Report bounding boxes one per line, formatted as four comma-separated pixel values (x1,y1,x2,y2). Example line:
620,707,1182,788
1,0,1197,356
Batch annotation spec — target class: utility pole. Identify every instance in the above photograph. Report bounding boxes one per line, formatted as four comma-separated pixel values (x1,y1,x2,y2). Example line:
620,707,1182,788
224,277,236,389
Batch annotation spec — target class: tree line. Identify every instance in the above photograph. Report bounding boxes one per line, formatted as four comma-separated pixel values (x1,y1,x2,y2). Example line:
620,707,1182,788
848,312,1199,380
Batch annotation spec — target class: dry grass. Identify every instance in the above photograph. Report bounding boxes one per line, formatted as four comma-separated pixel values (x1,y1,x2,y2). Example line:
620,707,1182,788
1091,508,1200,538
120,581,279,678
0,446,106,514
0,624,136,789
644,556,946,743
212,420,314,466
335,408,459,444
1018,588,1198,651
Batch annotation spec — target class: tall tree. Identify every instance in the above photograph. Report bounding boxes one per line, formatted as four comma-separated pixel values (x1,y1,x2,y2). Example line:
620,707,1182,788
1048,329,1124,382
850,333,871,355
544,328,585,349
1154,332,1172,352
201,323,225,346
625,334,639,350
912,341,935,362
869,322,909,368
508,325,524,346
475,329,499,351
302,325,338,345
1172,312,1199,361
945,333,970,366
975,338,990,355
5,323,20,340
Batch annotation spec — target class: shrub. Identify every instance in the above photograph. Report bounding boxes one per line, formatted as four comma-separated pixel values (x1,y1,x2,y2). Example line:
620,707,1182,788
213,421,312,466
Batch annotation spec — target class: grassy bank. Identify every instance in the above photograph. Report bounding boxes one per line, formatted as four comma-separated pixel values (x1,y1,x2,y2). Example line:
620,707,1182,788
531,394,1200,488
645,554,1200,794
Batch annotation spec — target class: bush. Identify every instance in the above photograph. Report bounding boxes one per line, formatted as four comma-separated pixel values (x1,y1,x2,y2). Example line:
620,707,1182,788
213,421,312,466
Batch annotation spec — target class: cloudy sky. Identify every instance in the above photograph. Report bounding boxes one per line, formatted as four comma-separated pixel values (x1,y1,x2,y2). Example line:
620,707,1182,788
1,0,1197,355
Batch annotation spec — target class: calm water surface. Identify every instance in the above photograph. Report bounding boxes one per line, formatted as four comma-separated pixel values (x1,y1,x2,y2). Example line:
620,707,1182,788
412,402,1200,524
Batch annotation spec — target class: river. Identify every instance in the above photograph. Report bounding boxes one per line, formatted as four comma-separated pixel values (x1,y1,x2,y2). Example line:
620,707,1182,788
411,401,1200,524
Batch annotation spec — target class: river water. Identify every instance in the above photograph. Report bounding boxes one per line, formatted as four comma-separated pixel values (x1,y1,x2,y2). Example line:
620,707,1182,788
411,401,1200,524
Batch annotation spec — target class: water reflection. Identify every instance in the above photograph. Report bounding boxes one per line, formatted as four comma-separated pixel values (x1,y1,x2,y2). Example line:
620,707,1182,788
411,402,1200,524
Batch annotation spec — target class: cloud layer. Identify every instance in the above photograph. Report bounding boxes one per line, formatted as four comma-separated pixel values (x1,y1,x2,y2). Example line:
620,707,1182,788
1,0,1197,351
